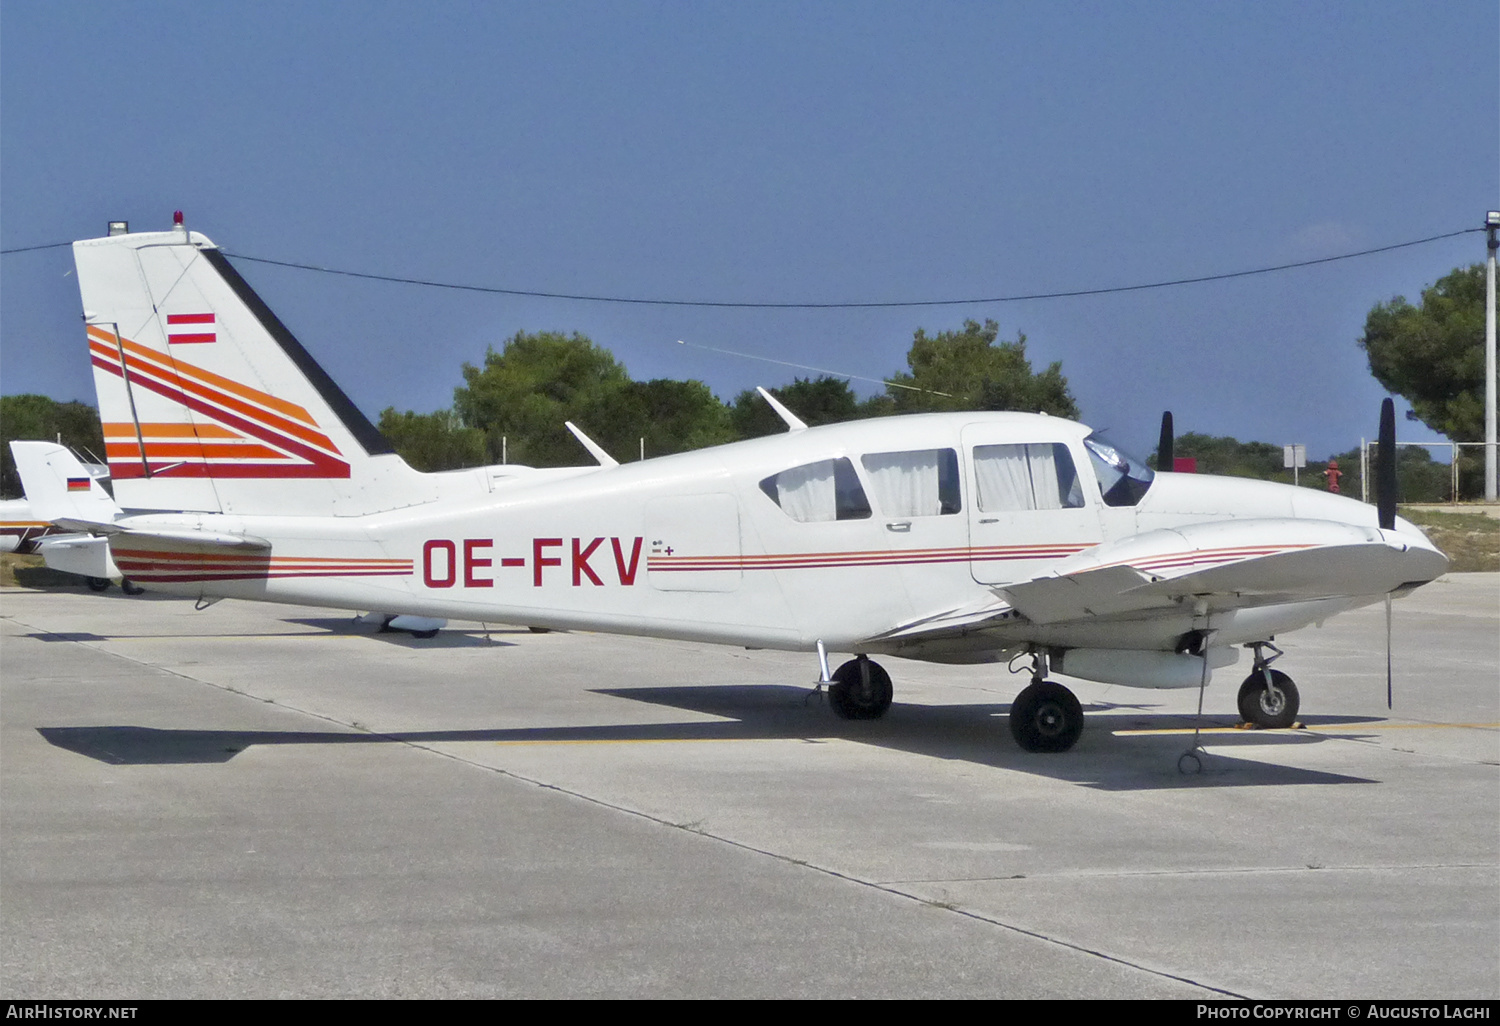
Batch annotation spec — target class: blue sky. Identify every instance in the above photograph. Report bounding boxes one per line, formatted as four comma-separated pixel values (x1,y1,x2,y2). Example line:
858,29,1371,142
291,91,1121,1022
2,1,1495,460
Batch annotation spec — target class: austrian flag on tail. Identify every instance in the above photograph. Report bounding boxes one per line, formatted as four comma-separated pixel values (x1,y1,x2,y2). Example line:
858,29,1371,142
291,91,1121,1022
166,313,215,344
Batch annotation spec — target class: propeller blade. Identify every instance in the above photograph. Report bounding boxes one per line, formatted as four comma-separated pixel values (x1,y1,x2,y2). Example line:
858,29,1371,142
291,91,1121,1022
1385,592,1393,710
1377,398,1397,531
1157,411,1174,471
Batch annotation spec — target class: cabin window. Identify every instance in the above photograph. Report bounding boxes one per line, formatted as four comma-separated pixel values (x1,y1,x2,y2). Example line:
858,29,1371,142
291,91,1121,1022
972,443,1085,512
859,448,961,516
759,457,872,522
1083,433,1155,507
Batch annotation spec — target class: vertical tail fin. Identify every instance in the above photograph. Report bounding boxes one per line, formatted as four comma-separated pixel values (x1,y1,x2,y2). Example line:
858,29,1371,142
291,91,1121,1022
75,220,431,515
9,441,122,525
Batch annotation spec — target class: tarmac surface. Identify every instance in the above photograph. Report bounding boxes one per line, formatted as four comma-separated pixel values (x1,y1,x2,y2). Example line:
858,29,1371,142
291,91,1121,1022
2,575,1497,999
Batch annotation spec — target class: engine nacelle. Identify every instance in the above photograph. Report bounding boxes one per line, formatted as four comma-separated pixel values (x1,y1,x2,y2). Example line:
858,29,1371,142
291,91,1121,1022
1053,646,1240,689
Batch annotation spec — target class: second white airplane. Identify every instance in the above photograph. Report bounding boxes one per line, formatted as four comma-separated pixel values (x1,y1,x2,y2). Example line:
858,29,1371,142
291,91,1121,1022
14,216,1449,752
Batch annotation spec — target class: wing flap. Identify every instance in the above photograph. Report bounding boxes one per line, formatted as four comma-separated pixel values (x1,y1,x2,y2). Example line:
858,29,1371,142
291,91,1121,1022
1001,564,1168,624
868,592,1018,641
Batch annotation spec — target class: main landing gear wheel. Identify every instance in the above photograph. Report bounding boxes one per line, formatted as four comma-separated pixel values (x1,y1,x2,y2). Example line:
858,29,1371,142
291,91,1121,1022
1237,669,1299,729
829,657,893,720
1009,681,1084,753
121,579,146,596
86,577,110,592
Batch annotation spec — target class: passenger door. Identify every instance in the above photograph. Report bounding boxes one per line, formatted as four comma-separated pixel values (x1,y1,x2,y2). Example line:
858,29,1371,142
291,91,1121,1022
856,446,969,611
961,427,1103,586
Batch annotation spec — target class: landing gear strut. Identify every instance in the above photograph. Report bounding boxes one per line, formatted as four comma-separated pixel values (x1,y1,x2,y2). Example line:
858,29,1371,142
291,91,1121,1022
828,656,893,720
1009,652,1084,753
1237,642,1300,729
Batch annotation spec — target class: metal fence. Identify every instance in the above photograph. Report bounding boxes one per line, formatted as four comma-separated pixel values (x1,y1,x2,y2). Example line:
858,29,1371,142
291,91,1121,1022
1357,440,1492,504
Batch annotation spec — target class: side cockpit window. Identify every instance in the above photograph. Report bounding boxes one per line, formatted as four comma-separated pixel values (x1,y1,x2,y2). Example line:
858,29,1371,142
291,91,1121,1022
860,448,961,516
973,443,1085,511
760,457,872,522
1083,433,1154,507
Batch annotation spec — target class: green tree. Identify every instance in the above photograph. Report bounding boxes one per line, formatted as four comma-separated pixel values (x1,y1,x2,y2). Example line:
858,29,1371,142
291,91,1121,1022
604,379,736,458
453,331,735,465
377,407,487,472
454,331,632,467
1,395,106,498
1167,433,1288,480
1360,264,1491,442
884,319,1079,417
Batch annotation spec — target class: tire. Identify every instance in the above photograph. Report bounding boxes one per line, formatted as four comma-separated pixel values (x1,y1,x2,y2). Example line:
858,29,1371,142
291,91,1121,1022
121,579,145,596
1009,681,1084,753
86,577,110,592
411,629,439,639
1237,670,1299,729
829,658,893,720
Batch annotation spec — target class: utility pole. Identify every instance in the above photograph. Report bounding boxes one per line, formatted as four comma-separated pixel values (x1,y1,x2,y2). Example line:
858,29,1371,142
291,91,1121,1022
1486,211,1498,501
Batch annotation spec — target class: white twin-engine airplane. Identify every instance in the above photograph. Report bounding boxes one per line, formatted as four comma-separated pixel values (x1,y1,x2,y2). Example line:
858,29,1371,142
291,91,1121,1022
13,217,1449,753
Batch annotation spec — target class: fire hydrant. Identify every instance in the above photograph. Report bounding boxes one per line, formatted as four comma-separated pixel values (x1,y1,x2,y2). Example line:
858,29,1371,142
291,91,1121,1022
1324,458,1343,494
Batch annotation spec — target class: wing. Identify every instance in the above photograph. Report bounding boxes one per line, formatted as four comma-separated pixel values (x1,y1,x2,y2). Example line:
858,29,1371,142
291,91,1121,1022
866,518,1448,654
1003,518,1446,624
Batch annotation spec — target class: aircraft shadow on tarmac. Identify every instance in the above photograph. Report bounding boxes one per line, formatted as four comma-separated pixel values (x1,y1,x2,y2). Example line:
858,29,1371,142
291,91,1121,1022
36,684,1380,788
21,622,522,649
283,618,526,648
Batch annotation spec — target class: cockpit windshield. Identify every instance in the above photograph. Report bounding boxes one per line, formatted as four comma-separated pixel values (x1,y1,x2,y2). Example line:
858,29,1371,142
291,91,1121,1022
1083,432,1154,507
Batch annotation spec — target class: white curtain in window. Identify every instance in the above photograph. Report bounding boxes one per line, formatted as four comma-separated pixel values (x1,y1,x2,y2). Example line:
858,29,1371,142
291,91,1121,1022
775,460,838,522
863,450,942,517
974,443,1080,511
974,445,1036,512
1027,444,1065,509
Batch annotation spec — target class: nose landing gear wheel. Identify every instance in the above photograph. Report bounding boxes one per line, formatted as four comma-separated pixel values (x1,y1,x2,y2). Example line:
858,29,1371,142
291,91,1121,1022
828,657,893,720
1237,669,1299,728
1009,681,1084,753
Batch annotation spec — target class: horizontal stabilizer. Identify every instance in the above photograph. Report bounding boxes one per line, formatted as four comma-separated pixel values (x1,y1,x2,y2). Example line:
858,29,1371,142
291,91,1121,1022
35,534,120,579
387,615,447,634
354,612,448,634
52,520,271,550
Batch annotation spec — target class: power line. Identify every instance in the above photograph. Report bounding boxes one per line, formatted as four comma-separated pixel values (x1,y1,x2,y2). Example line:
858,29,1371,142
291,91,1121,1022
4,227,1482,307
224,228,1485,307
0,241,72,254
674,338,949,395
